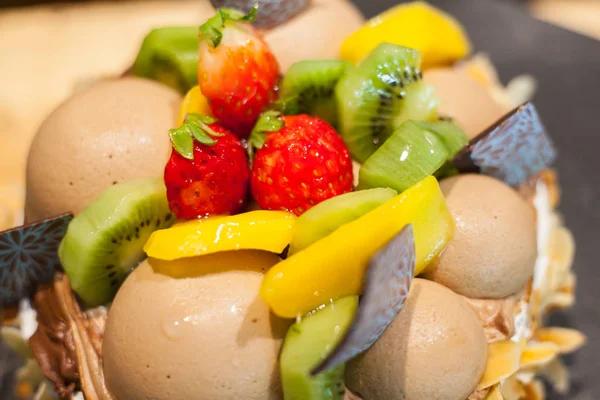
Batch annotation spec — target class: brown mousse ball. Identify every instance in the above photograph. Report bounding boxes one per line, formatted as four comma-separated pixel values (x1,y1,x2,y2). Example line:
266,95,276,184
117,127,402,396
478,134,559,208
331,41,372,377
25,77,179,222
263,0,364,71
424,68,508,138
103,251,289,400
346,279,487,400
423,174,537,298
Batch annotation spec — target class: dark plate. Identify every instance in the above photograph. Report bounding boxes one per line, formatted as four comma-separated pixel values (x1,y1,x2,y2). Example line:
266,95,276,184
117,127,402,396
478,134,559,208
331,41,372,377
351,1,600,399
1,1,599,399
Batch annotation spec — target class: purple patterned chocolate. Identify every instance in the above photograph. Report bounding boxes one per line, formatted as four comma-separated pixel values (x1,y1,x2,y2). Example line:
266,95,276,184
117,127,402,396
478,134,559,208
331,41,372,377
452,102,557,186
311,224,415,375
0,213,73,308
210,0,309,28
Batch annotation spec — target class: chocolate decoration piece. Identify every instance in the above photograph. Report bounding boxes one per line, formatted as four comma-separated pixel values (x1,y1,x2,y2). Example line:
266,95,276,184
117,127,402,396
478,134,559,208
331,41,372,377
311,225,415,375
452,102,557,186
0,213,73,308
210,0,309,29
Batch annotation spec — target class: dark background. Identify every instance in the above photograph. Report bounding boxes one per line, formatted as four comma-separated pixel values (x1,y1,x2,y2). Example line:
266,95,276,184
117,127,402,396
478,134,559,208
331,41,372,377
1,0,598,399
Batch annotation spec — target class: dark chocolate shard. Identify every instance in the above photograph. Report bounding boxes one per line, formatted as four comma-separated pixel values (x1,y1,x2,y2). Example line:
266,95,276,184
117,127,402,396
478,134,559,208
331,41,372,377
210,0,309,29
0,213,73,308
452,102,557,186
311,224,415,375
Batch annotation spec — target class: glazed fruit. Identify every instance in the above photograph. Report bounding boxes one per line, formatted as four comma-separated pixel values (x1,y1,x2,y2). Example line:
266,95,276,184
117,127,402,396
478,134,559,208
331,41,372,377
260,176,454,318
278,60,352,127
164,115,250,219
340,1,471,69
198,7,280,138
289,187,397,255
359,121,468,192
336,43,439,162
59,178,174,306
280,296,358,400
177,85,212,126
132,26,200,93
144,210,296,260
251,114,353,216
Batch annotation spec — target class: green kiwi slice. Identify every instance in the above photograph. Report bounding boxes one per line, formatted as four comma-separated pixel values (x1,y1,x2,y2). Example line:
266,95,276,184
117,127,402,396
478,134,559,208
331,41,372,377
278,60,352,127
58,178,174,306
289,188,397,255
280,296,358,400
359,121,468,193
132,26,199,93
336,43,440,162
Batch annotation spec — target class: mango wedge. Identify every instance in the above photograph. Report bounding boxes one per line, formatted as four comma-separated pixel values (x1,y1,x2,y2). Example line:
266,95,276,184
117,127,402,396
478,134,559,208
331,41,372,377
340,2,471,69
144,211,296,260
177,85,212,126
261,176,454,318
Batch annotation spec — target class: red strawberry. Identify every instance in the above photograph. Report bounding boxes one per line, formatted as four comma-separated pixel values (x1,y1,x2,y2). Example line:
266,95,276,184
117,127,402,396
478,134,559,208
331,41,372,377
250,114,354,215
198,7,280,138
164,114,250,219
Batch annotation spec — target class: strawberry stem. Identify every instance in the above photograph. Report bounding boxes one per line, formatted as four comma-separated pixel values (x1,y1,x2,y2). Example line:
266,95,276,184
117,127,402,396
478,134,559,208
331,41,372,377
169,114,225,159
200,5,258,47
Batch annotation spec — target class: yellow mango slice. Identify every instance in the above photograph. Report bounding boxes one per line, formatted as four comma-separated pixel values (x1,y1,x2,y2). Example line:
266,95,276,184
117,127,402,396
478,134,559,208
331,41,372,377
477,340,521,390
260,176,454,318
144,211,296,261
177,85,212,126
340,1,471,69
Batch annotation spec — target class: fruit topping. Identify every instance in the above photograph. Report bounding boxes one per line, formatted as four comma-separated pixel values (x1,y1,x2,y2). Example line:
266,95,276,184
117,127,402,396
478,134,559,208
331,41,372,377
144,210,295,260
452,102,557,186
250,114,353,216
312,225,415,375
336,43,439,162
280,296,357,400
177,86,212,126
210,0,310,29
0,213,73,308
289,187,397,255
340,1,471,69
278,60,352,127
164,115,250,219
132,26,200,93
358,120,468,193
260,176,453,318
58,178,174,306
198,7,280,138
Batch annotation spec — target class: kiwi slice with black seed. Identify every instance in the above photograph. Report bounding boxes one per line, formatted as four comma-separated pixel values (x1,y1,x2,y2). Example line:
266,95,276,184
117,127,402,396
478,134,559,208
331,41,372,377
59,178,174,306
280,296,358,400
278,60,352,126
132,26,199,93
336,43,440,162
358,120,468,193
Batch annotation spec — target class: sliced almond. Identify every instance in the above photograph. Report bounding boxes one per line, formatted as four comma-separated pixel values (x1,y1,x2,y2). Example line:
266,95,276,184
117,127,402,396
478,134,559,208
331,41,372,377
520,341,560,369
523,379,546,400
477,340,522,390
485,385,504,400
499,375,525,400
533,327,586,354
539,358,570,393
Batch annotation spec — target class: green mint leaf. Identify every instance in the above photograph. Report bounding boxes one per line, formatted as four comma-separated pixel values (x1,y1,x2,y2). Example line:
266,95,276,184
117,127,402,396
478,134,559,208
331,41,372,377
169,126,194,159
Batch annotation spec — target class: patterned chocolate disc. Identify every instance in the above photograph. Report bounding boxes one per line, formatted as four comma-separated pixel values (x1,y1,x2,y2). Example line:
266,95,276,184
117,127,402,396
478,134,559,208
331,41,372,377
311,224,415,375
0,213,73,308
210,0,309,28
452,102,557,186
